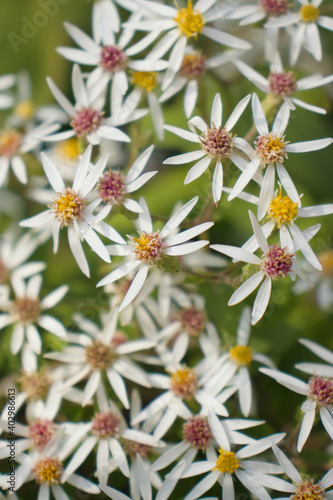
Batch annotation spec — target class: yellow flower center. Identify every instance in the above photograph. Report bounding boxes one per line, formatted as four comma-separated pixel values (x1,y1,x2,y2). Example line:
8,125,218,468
132,231,163,263
267,189,298,227
15,100,35,119
291,479,325,500
174,1,205,38
300,4,320,22
318,250,333,277
170,366,198,399
254,132,288,165
132,71,157,92
0,130,22,157
17,370,50,401
56,137,80,160
33,457,63,485
214,448,239,474
51,187,85,227
230,345,252,366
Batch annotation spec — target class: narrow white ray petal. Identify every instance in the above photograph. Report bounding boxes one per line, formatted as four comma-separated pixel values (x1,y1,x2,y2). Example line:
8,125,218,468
164,125,200,143
317,14,333,31
299,338,333,364
289,224,321,270
38,315,67,338
238,367,252,416
98,125,130,143
236,470,271,500
207,411,230,450
138,197,153,233
225,94,251,132
286,137,333,153
165,240,209,256
66,474,100,494
233,60,269,90
297,409,315,452
223,473,235,500
292,98,327,115
148,91,164,140
46,77,75,115
160,196,198,238
166,222,213,246
11,156,27,184
212,161,223,204
109,437,130,477
160,77,186,103
228,272,264,306
56,47,98,65
82,371,101,406
41,152,65,192
106,368,130,408
259,368,309,395
306,22,322,60
211,93,222,128
62,436,97,481
202,26,252,49
249,210,269,253
162,36,187,91
68,225,90,277
155,461,187,500
163,150,206,165
272,103,290,136
188,115,207,133
252,93,268,135
228,157,261,201
275,163,300,205
272,443,302,483
319,407,333,440
126,144,155,183
298,204,333,217
251,277,272,325
64,22,100,55
321,465,333,489
52,484,70,500
151,442,190,471
96,260,140,287
119,266,149,312
184,471,220,500
184,156,211,184
99,485,131,500
72,65,89,107
258,164,275,220
41,285,68,310
184,79,198,118
210,244,261,265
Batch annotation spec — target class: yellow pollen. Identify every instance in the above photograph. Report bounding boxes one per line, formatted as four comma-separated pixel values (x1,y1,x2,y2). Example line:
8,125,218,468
300,4,320,22
51,188,84,227
33,457,63,485
132,231,163,263
132,71,157,92
174,1,205,38
15,100,34,119
214,448,239,474
230,345,252,366
267,189,298,228
56,137,80,160
170,366,198,399
318,250,333,277
255,132,288,164
267,135,284,152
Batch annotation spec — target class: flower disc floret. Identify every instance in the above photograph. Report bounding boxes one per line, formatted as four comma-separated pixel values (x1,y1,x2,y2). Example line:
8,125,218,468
291,479,325,500
99,45,127,73
15,101,35,120
29,420,56,451
174,1,205,38
13,297,41,324
132,71,157,92
261,244,294,280
170,366,198,399
56,137,80,161
200,126,233,160
255,133,288,165
319,250,333,277
97,170,125,205
179,52,206,79
260,0,289,16
183,416,212,450
300,4,320,22
126,440,152,459
268,70,297,97
51,187,85,227
17,371,50,401
267,189,298,227
214,448,239,474
85,341,112,370
132,231,164,264
33,457,63,485
308,374,333,407
178,307,206,336
70,106,104,137
230,345,252,366
91,410,120,438
0,130,22,157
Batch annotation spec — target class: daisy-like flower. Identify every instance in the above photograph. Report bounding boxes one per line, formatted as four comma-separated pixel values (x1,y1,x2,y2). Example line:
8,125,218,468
239,185,333,270
260,364,333,451
44,307,154,409
178,432,286,500
45,64,130,146
228,93,333,218
210,210,309,325
199,307,275,417
97,196,213,310
96,144,157,214
163,93,252,204
265,0,333,65
20,146,125,277
125,0,251,91
271,443,333,499
0,73,15,109
0,273,68,356
233,55,333,114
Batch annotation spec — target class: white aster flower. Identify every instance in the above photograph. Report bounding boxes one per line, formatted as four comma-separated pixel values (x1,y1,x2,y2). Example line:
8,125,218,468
163,93,252,204
45,64,130,145
228,93,333,218
0,73,15,109
44,307,154,409
260,365,333,451
20,145,124,277
210,210,310,325
125,0,251,91
233,55,333,114
97,196,213,310
265,0,333,65
0,273,68,356
178,432,285,500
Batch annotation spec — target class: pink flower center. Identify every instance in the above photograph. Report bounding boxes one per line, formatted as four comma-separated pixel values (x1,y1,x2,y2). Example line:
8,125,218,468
179,52,206,79
170,366,198,400
269,70,297,96
126,440,152,459
70,107,104,138
97,170,125,205
178,307,207,336
0,130,22,157
29,420,55,451
183,416,212,450
91,410,120,438
200,126,233,160
308,374,333,407
100,45,127,73
261,244,294,280
260,0,289,16
85,341,112,370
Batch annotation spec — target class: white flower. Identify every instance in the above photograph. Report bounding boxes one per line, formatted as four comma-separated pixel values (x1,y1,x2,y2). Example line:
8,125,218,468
265,0,333,65
228,93,333,218
260,365,333,451
296,338,333,378
0,273,68,356
210,210,310,325
163,93,252,204
0,73,15,110
233,54,333,114
20,145,124,277
44,64,131,145
124,0,251,91
90,0,140,37
97,196,213,310
44,307,155,409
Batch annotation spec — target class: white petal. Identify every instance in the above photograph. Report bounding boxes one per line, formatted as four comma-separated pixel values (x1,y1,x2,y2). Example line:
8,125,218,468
164,124,200,143
260,368,309,395
202,26,252,49
211,93,222,128
184,79,198,118
106,368,130,408
62,436,97,481
184,156,211,184
225,94,251,132
99,485,131,500
68,225,90,277
271,443,302,483
184,471,220,500
223,473,235,500
126,144,155,183
165,240,209,256
97,260,140,287
210,244,261,265
163,150,206,165
228,272,264,306
272,103,290,136
286,137,333,153
258,164,275,220
252,93,268,135
12,156,28,184
248,210,269,253
66,473,100,494
46,77,75,115
148,92,164,140
251,277,272,325
212,161,223,204
41,152,65,192
320,406,333,440
166,222,214,247
289,224,321,270
41,285,69,310
161,196,198,238
297,409,315,452
109,437,130,477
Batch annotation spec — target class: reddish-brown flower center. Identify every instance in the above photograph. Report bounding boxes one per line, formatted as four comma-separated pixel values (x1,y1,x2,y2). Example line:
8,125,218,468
29,420,56,451
200,126,233,160
183,416,212,450
170,366,198,400
100,45,127,73
13,297,41,324
70,107,104,137
179,52,206,79
91,410,120,438
85,341,112,370
260,0,289,16
261,244,294,280
126,440,152,459
254,132,288,164
308,374,333,407
17,370,50,401
132,231,164,264
178,307,207,336
97,170,125,205
269,70,297,96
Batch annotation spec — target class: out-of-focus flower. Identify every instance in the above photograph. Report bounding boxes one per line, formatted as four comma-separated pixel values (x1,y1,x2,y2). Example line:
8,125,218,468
0,74,16,110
